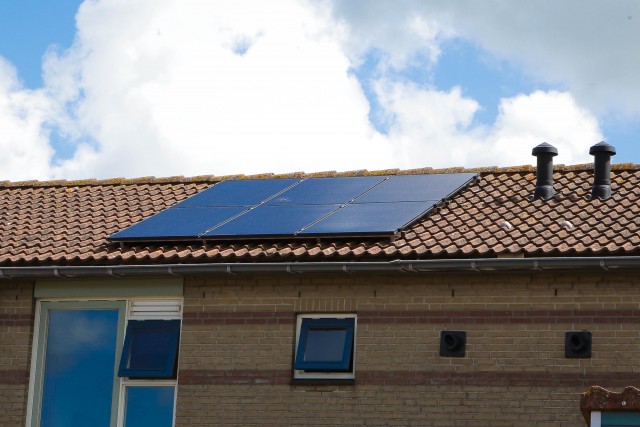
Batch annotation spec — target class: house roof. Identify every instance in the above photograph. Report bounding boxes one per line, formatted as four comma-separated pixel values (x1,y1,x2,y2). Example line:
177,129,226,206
1,164,639,267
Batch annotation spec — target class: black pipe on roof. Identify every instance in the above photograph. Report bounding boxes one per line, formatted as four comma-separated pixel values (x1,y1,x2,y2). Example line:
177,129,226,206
589,141,616,200
531,142,558,200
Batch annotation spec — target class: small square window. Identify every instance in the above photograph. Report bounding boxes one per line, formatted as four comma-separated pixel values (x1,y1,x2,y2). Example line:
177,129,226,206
294,315,356,379
118,319,181,379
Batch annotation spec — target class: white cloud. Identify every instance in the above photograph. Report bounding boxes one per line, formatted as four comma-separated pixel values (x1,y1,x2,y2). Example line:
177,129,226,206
378,82,601,167
329,0,640,117
44,0,394,179
443,1,640,117
0,57,54,180
0,0,616,180
328,0,450,69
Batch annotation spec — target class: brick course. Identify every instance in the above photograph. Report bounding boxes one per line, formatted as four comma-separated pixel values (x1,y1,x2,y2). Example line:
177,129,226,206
0,281,34,427
3,272,639,425
176,272,640,426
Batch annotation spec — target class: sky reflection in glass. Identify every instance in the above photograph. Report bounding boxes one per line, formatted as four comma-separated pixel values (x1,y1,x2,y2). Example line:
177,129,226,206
304,329,347,362
41,309,119,427
125,386,175,427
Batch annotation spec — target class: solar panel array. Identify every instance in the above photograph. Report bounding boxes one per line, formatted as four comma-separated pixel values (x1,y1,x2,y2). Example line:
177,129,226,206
109,173,477,242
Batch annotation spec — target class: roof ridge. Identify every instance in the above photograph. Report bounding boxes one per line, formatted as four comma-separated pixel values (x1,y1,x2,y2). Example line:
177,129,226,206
2,163,640,188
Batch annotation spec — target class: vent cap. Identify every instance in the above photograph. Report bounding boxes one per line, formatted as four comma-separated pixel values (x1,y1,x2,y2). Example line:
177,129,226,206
531,142,558,200
589,141,616,200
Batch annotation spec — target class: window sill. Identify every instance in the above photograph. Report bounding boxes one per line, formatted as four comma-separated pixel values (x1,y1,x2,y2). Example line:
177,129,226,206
290,378,356,386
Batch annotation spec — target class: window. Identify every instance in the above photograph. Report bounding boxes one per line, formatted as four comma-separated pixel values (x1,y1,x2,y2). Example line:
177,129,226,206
118,320,180,379
293,314,356,380
121,385,176,427
28,299,182,427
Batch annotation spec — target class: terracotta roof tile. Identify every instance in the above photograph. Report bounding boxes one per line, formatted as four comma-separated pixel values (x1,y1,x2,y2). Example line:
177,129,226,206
1,165,640,265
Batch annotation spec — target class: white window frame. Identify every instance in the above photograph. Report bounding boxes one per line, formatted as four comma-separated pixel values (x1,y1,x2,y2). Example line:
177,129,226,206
117,299,182,427
293,313,357,380
26,297,182,427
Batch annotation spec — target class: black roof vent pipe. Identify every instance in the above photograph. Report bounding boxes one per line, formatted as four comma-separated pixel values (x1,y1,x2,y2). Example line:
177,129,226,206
589,141,616,200
531,142,558,200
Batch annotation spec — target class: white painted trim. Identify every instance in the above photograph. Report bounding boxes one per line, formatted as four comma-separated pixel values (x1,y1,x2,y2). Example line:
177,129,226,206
591,411,601,427
117,299,182,427
24,302,42,427
293,313,357,380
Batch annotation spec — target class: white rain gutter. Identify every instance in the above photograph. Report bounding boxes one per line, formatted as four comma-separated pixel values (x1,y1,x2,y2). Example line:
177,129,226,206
0,256,639,279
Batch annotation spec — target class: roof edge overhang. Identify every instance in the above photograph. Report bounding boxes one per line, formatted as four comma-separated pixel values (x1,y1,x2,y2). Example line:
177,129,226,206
0,256,639,280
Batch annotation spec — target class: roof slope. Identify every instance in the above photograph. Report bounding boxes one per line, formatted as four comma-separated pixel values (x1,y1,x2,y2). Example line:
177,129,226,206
1,165,639,266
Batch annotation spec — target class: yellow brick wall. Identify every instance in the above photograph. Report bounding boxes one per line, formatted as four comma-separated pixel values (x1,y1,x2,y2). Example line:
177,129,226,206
0,281,34,427
177,272,640,426
3,272,638,426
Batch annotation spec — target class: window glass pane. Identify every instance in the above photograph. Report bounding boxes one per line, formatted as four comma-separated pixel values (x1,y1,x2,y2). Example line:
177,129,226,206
304,328,347,362
124,386,175,427
119,320,181,378
41,309,119,427
125,323,178,373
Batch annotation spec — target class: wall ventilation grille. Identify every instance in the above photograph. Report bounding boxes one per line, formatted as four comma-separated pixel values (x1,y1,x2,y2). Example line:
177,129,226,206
128,300,183,319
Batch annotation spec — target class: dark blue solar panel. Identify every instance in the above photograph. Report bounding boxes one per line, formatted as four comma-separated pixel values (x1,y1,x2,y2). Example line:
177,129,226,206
354,173,476,203
203,205,338,237
110,206,247,240
177,178,301,207
266,176,387,205
299,201,438,235
108,173,477,241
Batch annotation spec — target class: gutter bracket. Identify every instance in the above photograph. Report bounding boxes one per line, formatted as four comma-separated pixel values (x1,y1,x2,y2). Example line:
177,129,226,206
403,263,417,273
286,265,300,275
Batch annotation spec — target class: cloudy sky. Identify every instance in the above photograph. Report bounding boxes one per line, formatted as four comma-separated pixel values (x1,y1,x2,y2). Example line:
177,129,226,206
0,0,638,180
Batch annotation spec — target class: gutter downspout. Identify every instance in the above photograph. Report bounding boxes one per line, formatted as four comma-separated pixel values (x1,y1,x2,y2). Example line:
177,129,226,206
1,257,640,279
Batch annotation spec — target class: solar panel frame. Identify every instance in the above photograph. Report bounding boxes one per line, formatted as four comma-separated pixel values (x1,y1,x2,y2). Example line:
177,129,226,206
107,173,478,242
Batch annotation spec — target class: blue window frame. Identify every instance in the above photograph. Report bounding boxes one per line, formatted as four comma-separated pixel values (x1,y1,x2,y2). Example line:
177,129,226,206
294,318,355,372
118,319,181,379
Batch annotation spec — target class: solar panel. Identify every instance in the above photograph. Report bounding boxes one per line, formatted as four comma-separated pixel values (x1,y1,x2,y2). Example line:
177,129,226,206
299,201,438,235
110,206,248,240
203,205,339,237
108,173,477,242
354,173,476,203
265,176,387,206
177,178,302,207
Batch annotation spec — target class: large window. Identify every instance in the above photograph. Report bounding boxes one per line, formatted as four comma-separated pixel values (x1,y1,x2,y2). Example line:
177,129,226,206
293,314,356,380
29,299,181,427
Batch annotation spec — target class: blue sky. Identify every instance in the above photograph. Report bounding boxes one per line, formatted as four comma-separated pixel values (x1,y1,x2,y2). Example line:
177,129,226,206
0,1,82,89
0,1,638,180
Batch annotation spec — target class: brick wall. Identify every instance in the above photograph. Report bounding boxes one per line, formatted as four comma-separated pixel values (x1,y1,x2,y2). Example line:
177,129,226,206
3,272,638,426
177,272,640,426
0,281,34,427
